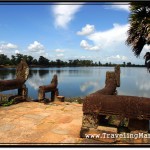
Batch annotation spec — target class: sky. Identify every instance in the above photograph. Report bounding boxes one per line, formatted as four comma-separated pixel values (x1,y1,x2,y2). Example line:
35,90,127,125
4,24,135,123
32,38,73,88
0,2,149,64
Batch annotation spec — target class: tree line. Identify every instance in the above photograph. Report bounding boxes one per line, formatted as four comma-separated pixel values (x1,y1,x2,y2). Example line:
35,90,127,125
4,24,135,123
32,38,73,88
0,53,145,67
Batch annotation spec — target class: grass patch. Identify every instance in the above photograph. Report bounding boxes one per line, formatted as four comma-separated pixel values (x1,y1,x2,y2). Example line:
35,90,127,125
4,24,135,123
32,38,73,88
65,97,84,104
0,95,15,107
0,93,34,107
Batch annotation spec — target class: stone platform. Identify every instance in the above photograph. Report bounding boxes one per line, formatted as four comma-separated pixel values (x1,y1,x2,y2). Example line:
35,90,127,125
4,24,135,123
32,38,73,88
0,101,150,145
0,101,83,144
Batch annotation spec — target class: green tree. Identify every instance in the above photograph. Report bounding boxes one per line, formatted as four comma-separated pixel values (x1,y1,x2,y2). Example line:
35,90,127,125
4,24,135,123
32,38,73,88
11,55,16,65
15,53,23,64
32,59,38,65
123,62,126,67
126,2,150,57
27,55,34,65
98,61,102,66
109,62,112,66
56,59,61,67
72,59,79,66
0,54,10,65
105,62,109,66
38,56,49,66
127,62,132,66
69,60,73,66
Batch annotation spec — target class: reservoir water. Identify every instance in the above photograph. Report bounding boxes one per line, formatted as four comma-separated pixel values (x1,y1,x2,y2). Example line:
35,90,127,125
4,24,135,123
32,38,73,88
0,67,150,99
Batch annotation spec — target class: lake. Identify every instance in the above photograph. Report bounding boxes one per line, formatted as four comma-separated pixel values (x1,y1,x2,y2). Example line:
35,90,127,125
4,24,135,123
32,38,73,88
0,67,150,99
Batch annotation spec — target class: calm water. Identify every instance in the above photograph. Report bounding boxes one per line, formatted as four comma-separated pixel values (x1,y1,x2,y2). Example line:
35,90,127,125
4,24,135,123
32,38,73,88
0,67,150,99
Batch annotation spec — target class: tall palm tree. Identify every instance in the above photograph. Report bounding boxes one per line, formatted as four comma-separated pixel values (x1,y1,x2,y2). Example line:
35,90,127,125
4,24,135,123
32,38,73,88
126,2,150,57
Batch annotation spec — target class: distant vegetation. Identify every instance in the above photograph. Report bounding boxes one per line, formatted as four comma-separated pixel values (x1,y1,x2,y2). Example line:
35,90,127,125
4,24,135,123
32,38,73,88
0,53,145,67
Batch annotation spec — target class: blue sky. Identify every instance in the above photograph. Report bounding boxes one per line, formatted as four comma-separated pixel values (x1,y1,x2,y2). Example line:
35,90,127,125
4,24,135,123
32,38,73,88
0,2,149,64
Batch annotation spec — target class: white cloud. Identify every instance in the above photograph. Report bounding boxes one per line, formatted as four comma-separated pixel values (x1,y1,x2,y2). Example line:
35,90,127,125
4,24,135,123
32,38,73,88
0,41,50,60
71,55,92,60
26,41,51,60
0,43,18,50
52,3,83,29
80,56,86,59
0,42,19,56
57,53,64,57
27,41,44,52
55,49,65,53
80,40,101,51
87,23,129,48
78,23,132,63
77,24,95,35
43,52,49,58
107,3,130,12
83,23,148,64
78,23,129,53
15,50,20,54
106,55,128,62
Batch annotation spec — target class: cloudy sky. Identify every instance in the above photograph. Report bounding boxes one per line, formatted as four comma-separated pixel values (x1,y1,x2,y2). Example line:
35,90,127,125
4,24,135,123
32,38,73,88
0,2,149,64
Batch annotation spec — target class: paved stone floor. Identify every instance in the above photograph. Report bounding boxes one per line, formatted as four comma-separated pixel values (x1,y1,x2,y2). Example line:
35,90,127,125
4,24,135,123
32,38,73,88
0,101,149,146
0,101,83,144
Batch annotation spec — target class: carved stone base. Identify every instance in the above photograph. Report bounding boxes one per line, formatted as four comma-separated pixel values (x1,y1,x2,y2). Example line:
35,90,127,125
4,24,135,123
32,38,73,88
82,113,99,129
18,84,28,99
55,96,65,102
128,119,149,131
38,88,45,101
80,126,118,143
80,127,90,138
38,88,59,102
51,91,55,102
98,115,108,126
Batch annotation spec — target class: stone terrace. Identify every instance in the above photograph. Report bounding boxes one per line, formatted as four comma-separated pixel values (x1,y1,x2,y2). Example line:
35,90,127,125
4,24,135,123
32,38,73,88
0,101,83,144
0,101,149,145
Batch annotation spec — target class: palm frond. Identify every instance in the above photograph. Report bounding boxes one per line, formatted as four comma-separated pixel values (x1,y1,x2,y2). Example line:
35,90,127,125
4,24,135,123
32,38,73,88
126,2,150,57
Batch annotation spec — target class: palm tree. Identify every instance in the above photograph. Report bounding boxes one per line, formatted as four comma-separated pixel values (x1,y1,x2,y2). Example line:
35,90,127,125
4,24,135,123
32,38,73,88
126,2,150,57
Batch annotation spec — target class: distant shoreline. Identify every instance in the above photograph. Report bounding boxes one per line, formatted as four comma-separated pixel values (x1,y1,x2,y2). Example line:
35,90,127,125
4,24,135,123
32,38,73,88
0,65,146,68
0,65,51,68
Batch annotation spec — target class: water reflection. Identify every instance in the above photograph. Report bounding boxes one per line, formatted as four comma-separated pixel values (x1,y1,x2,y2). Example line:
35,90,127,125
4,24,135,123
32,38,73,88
118,67,150,98
0,67,150,99
56,69,61,74
80,80,104,95
28,69,38,78
27,75,45,90
136,79,150,91
0,69,16,80
48,67,93,76
38,70,49,78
